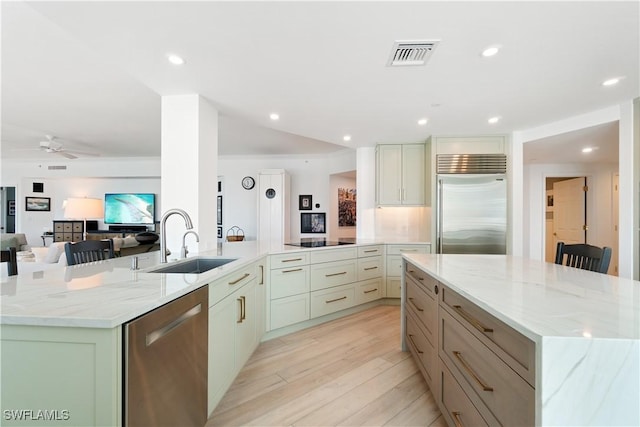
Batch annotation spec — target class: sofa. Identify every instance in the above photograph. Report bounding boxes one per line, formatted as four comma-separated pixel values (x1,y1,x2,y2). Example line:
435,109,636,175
0,233,31,251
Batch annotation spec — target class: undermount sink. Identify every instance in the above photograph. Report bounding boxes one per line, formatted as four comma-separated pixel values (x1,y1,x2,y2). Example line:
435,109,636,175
149,258,237,274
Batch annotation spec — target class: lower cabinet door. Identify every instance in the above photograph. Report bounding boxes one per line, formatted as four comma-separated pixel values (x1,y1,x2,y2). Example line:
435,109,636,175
271,293,310,330
310,283,355,318
208,294,236,414
386,278,402,298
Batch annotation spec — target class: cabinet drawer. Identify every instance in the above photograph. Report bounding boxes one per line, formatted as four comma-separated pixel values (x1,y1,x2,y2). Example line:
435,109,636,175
386,278,401,298
63,223,73,232
386,244,430,256
440,360,496,427
310,283,355,318
271,294,310,330
406,309,436,387
54,223,64,232
270,252,309,269
357,245,384,258
72,222,83,232
357,256,382,281
440,308,534,427
406,276,437,344
310,247,357,264
354,278,382,305
310,259,357,291
441,286,535,385
405,262,437,291
209,265,256,307
270,265,310,299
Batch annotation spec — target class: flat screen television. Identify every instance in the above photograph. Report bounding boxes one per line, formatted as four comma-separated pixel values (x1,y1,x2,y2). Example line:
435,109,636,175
104,193,156,224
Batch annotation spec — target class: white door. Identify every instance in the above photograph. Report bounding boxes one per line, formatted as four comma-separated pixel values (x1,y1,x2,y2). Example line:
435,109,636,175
612,174,619,275
553,177,586,248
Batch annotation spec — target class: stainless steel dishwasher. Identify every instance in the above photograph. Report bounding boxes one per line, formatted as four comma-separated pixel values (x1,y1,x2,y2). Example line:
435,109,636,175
124,286,208,427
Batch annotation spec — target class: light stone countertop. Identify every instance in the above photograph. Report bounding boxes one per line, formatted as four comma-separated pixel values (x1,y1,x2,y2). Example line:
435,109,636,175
402,253,640,341
0,240,391,329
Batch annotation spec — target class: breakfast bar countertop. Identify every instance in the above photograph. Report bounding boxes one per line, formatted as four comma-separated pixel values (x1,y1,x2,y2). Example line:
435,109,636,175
0,240,390,329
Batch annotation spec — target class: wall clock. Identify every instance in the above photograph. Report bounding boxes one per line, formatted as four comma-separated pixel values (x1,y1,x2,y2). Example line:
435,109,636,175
241,176,255,190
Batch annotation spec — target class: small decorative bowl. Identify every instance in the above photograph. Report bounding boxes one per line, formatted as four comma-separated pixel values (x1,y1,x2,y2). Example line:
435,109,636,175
135,232,159,244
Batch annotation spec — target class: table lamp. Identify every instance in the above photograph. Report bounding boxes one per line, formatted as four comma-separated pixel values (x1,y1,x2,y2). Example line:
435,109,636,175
64,197,103,240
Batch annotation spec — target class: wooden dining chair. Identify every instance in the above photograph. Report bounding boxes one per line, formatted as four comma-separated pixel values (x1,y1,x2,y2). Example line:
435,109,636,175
554,241,612,273
1,247,18,276
65,239,115,266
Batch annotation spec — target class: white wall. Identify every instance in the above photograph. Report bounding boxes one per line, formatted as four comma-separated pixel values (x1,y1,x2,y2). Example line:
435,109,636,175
218,150,356,242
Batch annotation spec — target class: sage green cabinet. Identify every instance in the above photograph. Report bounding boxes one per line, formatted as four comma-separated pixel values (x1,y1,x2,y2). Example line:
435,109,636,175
376,143,428,206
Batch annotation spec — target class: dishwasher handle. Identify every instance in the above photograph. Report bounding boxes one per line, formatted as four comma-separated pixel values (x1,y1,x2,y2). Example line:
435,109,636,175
145,303,202,347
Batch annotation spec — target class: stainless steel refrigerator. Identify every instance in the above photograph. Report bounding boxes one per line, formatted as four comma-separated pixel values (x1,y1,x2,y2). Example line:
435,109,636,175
436,154,507,254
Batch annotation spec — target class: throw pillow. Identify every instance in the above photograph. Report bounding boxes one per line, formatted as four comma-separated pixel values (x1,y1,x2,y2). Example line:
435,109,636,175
0,236,18,250
45,242,67,264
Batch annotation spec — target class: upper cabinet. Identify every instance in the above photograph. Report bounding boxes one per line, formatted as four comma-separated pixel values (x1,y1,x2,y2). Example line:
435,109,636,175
376,143,429,206
432,135,507,155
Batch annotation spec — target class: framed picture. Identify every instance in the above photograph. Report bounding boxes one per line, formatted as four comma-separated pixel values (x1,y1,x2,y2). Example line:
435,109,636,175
8,200,15,216
25,197,51,212
299,194,312,210
217,195,223,225
301,212,326,233
338,188,356,227
217,227,223,238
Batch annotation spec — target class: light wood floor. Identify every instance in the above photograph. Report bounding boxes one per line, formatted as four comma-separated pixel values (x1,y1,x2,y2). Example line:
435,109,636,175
207,305,445,426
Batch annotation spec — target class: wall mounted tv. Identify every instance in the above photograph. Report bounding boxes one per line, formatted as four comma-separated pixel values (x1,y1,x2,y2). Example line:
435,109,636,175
104,193,156,225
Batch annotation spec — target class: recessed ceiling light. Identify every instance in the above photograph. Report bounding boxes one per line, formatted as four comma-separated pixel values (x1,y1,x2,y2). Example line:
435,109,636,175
417,118,428,126
488,116,500,124
343,135,352,142
269,113,280,121
602,78,620,86
582,147,593,153
167,54,185,65
482,46,500,57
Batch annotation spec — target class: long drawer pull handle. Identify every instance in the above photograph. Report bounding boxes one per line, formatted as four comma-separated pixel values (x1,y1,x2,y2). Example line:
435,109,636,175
326,296,347,304
452,305,493,333
408,297,424,312
326,271,347,277
364,288,378,294
364,266,378,271
282,268,303,273
407,334,423,354
229,273,250,285
452,411,464,427
453,351,493,392
363,249,378,253
400,249,418,252
146,304,201,347
282,257,303,263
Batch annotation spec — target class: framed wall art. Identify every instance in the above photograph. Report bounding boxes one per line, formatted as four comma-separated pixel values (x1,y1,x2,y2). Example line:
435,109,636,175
300,212,325,233
299,194,312,210
25,197,51,212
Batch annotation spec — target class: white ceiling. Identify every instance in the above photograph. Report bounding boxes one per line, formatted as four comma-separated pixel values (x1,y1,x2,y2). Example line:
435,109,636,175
1,1,638,161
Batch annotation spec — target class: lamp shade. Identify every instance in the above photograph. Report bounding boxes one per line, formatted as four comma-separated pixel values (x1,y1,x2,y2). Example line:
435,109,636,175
64,197,103,219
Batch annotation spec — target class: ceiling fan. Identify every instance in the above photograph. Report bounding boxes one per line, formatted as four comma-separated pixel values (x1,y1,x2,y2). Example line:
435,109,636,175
39,135,99,159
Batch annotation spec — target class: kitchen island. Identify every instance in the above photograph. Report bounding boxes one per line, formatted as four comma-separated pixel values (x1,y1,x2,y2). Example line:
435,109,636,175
401,254,640,427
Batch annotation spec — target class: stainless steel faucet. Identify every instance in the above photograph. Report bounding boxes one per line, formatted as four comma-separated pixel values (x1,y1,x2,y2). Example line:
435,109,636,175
160,208,194,263
181,230,200,259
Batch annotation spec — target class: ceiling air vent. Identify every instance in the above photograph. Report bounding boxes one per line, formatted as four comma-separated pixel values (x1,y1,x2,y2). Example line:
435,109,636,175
47,165,67,170
387,40,439,67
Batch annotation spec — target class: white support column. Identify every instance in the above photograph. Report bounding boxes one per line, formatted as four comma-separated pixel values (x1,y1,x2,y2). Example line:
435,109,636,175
618,99,638,279
161,95,218,258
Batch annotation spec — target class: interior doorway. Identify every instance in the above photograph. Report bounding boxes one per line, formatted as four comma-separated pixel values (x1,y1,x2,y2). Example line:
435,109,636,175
1,186,17,233
545,177,586,262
